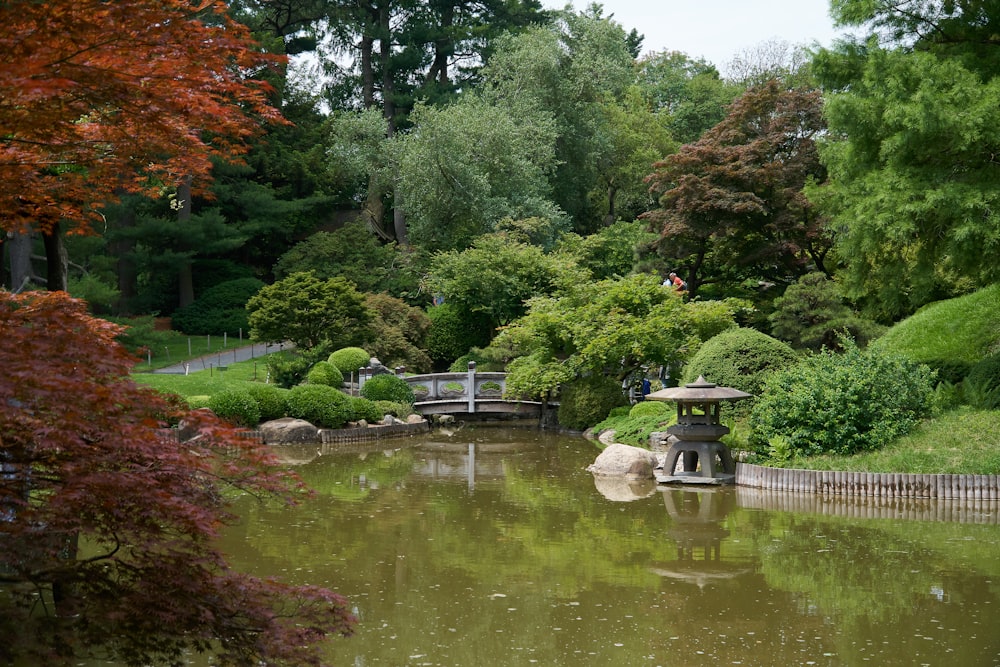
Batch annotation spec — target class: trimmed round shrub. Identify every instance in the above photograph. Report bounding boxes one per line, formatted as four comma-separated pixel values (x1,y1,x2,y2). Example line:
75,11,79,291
208,388,261,427
360,374,415,404
683,327,799,417
749,340,935,458
348,396,383,423
557,375,628,431
286,384,351,429
964,354,1000,409
244,383,288,422
329,347,370,376
187,395,211,410
629,400,672,418
307,360,344,387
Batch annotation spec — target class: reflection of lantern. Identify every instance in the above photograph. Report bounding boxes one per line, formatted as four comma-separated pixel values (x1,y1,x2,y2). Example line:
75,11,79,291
650,488,750,589
646,376,750,485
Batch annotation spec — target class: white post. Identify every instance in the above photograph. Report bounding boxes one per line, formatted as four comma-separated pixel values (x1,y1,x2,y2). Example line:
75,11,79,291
467,361,476,413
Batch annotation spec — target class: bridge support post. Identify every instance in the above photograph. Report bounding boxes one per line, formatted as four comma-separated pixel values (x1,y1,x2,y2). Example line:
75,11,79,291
468,361,476,413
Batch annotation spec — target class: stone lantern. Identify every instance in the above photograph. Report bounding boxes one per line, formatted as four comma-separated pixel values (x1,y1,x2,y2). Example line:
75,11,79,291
646,376,750,485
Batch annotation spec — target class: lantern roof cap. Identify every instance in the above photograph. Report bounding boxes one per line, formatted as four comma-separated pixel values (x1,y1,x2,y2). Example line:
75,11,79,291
646,376,751,402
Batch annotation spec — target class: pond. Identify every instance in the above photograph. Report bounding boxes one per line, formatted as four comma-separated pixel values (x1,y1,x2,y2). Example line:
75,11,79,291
216,426,1000,666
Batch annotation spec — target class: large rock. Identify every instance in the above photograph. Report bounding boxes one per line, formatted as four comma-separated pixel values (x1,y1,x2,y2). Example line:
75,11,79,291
586,443,658,478
259,417,320,444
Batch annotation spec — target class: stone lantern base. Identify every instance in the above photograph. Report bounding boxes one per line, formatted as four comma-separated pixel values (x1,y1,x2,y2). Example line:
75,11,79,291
655,439,736,486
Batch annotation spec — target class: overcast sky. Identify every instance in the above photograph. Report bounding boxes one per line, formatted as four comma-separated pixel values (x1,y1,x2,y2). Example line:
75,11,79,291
549,0,849,72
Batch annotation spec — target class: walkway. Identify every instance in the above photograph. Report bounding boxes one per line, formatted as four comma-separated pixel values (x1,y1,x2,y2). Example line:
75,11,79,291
150,342,288,374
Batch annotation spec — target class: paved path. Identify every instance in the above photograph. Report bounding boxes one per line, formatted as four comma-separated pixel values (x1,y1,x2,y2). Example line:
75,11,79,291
151,342,289,374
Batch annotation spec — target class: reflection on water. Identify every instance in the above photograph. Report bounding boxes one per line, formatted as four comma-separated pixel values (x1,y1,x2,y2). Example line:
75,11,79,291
216,427,1000,666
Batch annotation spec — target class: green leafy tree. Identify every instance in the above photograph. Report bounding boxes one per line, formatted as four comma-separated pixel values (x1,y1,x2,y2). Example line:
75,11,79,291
635,49,739,144
494,273,736,400
247,271,370,350
810,2,1000,319
426,234,579,333
768,272,885,351
394,98,561,252
556,220,657,280
643,80,830,297
361,292,433,372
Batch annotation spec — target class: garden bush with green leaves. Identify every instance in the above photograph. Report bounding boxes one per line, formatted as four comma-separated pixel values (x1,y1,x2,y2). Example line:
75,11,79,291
749,338,935,458
682,327,799,417
244,383,288,423
208,388,261,427
286,384,351,429
307,360,344,387
347,396,383,423
964,354,1000,409
360,374,415,404
328,347,370,376
557,375,628,431
171,278,264,336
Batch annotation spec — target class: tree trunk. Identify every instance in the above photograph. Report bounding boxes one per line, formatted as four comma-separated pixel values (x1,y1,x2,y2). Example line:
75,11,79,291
42,221,68,292
176,177,195,308
8,231,35,293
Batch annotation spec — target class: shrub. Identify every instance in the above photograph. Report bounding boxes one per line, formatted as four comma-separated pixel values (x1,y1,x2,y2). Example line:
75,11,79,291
307,361,344,387
267,345,333,389
374,400,415,419
629,400,672,418
187,395,212,410
286,384,351,429
171,278,265,336
360,374,415,404
964,354,1000,409
425,303,492,368
683,327,799,417
557,375,628,431
244,383,287,422
749,338,935,458
328,347,370,376
348,396,383,423
208,388,262,427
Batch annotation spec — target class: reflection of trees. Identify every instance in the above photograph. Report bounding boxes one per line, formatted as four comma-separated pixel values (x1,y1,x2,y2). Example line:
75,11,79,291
754,514,1000,666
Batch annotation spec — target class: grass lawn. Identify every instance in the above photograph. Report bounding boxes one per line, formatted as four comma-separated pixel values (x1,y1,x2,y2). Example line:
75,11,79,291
781,407,1000,474
133,357,272,400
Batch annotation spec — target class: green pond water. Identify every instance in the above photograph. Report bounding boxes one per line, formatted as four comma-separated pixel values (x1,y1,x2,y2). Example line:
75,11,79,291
214,426,1000,666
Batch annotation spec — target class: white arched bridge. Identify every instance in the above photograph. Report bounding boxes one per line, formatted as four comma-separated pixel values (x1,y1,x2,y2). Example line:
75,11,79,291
359,364,546,418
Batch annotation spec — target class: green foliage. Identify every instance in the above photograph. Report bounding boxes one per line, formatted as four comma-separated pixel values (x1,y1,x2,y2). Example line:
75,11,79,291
361,293,432,372
811,39,1000,318
360,374,415,404
172,278,265,336
307,360,344,387
247,271,370,350
497,273,736,400
396,97,562,251
347,396,383,423
427,234,578,331
286,384,351,429
273,221,419,298
208,388,262,427
425,303,493,368
266,345,332,389
328,347,370,376
870,284,1000,366
244,382,288,423
374,400,415,419
556,221,656,280
628,400,672,418
964,354,1000,409
682,327,799,416
67,273,120,315
557,374,628,431
768,273,886,351
592,404,677,448
749,338,936,458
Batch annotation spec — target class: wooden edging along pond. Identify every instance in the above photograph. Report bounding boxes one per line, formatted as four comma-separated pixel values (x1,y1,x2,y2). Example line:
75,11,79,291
736,462,999,502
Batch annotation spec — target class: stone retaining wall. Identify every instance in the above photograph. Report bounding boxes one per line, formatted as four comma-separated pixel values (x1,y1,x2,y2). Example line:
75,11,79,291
736,462,1000,502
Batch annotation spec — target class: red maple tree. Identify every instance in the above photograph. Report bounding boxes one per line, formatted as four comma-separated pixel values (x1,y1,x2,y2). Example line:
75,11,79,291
0,0,284,233
0,291,354,666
